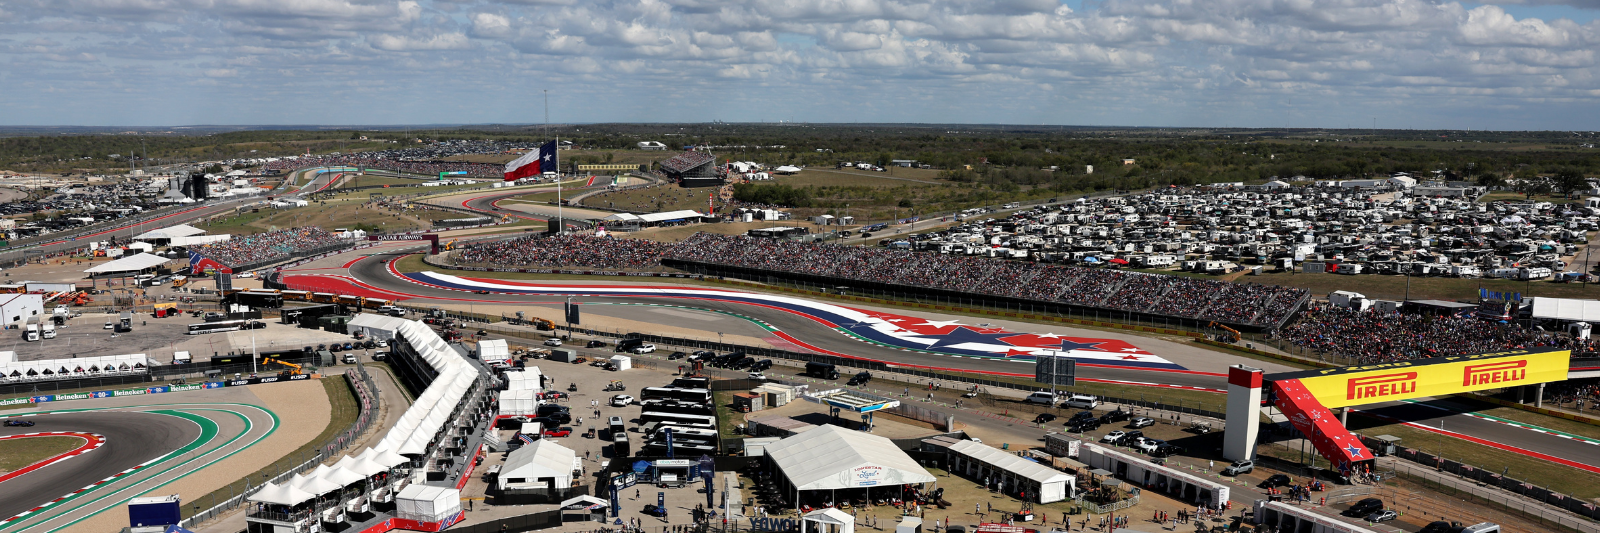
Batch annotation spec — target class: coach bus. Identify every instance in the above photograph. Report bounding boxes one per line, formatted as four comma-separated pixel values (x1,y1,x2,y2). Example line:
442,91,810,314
640,387,712,404
640,399,714,415
187,320,258,335
638,411,716,431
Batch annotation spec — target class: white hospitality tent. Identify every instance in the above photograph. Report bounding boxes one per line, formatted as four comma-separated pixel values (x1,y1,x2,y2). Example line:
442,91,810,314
499,439,577,491
132,224,206,241
944,439,1075,503
802,508,855,533
84,253,172,275
249,481,317,507
765,425,936,508
395,485,461,524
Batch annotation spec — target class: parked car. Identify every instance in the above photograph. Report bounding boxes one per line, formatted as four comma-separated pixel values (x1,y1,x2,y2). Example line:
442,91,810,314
541,392,569,401
610,395,634,407
544,338,563,347
1262,474,1294,488
631,343,656,354
1129,417,1155,428
572,357,587,364
1366,510,1398,523
1136,438,1165,454
848,372,873,386
1100,409,1131,423
641,505,668,518
1023,391,1058,405
542,427,573,438
342,353,358,364
1062,394,1099,409
586,340,606,348
1344,498,1383,517
668,351,687,360
1033,413,1058,424
1100,431,1126,444
1150,444,1184,458
1222,459,1254,476
3,420,35,427
530,414,570,426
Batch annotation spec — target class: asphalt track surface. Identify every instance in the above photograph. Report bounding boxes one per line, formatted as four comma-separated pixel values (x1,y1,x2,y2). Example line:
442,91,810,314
0,402,278,533
341,244,1600,473
0,412,199,521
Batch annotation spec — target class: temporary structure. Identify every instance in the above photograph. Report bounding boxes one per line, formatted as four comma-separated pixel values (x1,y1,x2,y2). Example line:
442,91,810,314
765,425,935,491
802,508,855,533
248,482,316,506
499,439,577,491
395,485,461,523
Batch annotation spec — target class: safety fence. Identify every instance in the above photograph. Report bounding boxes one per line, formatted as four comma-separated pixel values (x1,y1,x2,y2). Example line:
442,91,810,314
177,367,382,527
1075,494,1139,514
1383,461,1599,532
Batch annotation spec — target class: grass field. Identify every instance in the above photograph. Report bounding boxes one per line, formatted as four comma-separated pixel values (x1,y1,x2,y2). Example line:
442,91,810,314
198,203,425,235
183,376,359,519
0,436,84,472
1477,191,1575,203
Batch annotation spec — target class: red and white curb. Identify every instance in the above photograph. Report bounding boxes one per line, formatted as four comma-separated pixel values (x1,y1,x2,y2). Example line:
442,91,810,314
0,448,166,527
0,432,105,485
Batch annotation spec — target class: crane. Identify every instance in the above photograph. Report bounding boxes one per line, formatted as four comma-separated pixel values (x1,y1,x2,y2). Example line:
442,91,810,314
261,357,303,376
1207,322,1241,343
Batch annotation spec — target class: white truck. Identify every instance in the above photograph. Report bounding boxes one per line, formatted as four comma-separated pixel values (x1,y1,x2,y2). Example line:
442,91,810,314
41,323,56,339
23,324,39,342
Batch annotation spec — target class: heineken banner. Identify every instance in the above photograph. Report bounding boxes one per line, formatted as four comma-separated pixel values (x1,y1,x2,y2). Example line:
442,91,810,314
8,373,310,405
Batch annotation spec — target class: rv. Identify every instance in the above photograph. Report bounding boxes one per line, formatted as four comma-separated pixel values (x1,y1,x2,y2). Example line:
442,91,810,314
1518,267,1552,281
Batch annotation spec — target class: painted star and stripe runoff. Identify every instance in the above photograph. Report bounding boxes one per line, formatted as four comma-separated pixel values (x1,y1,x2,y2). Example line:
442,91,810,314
401,271,1181,370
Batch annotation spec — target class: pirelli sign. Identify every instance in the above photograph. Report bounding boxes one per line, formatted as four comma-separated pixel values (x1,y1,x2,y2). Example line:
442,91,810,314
1270,348,1571,408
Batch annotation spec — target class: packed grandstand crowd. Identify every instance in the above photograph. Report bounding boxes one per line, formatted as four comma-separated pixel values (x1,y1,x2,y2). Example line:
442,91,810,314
261,141,532,178
191,227,355,267
452,232,1310,326
453,235,663,270
1274,305,1599,360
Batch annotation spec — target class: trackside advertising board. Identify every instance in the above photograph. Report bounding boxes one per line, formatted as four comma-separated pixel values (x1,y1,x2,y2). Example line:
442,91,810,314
1271,348,1570,409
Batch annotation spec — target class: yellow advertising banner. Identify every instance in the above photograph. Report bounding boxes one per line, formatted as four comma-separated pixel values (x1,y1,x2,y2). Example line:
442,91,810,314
1283,349,1571,408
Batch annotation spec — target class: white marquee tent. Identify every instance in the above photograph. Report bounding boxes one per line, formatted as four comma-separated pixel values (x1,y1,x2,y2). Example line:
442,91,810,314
765,425,935,492
499,439,577,491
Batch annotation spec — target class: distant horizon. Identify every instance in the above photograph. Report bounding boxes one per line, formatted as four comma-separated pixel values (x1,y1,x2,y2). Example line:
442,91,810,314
0,123,1591,134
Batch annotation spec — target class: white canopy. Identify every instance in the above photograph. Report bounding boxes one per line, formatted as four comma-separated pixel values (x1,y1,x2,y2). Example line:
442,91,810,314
289,472,342,496
370,445,410,468
395,485,461,523
84,253,171,274
500,439,577,490
802,508,856,533
1529,297,1600,323
766,425,936,491
248,481,316,506
560,495,610,510
316,464,366,487
133,224,205,241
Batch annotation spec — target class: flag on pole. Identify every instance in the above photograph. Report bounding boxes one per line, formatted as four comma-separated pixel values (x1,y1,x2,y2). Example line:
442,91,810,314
504,140,558,181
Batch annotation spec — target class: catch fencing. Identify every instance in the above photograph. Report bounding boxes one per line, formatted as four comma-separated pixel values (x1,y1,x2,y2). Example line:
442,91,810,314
177,367,381,528
1369,436,1600,528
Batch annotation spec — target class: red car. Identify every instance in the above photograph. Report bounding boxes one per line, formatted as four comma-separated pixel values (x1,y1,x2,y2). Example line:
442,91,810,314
542,427,573,438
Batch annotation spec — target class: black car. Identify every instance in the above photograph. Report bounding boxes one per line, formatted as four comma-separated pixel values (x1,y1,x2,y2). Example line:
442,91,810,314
1149,444,1184,458
641,505,668,518
529,414,570,426
473,290,491,294
751,359,773,372
847,372,873,386
668,351,687,360
1261,474,1293,488
732,357,757,370
3,419,35,427
1069,411,1096,422
692,350,715,358
1066,419,1101,432
1119,430,1144,444
1033,413,1057,424
1099,409,1131,423
1343,498,1383,517
1420,522,1459,533
586,340,606,348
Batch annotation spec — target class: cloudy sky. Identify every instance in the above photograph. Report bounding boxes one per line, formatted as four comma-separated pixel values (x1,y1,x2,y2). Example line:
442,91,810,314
2,0,1598,129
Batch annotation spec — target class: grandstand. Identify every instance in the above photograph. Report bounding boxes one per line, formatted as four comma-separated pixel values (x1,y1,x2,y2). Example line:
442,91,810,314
658,151,723,188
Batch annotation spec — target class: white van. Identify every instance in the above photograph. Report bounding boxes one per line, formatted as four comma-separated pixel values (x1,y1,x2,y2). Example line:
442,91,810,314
1063,394,1100,409
1023,392,1058,406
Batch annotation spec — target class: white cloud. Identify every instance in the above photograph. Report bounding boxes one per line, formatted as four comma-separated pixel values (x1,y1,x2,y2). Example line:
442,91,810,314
0,0,1598,127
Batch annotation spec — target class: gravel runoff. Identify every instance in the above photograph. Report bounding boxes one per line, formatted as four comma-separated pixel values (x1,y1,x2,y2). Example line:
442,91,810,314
65,379,332,533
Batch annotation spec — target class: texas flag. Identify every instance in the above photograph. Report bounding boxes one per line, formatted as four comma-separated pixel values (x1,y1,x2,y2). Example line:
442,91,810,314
504,140,557,181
